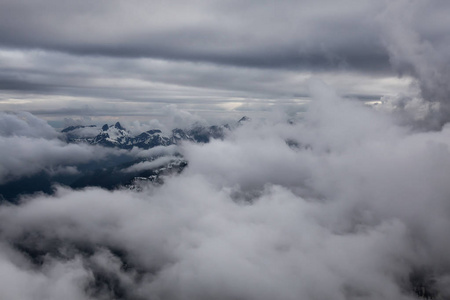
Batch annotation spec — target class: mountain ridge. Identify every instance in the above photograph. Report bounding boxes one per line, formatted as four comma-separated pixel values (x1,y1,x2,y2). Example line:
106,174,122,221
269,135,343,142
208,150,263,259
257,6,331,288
61,118,249,149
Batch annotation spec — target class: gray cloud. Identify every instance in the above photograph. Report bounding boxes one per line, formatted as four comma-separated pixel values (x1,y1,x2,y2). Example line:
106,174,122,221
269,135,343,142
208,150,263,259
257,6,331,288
376,0,450,127
0,245,92,300
0,0,449,125
0,0,389,72
1,1,450,298
0,135,108,184
0,112,127,184
0,48,408,123
0,82,450,299
0,111,57,139
122,156,180,173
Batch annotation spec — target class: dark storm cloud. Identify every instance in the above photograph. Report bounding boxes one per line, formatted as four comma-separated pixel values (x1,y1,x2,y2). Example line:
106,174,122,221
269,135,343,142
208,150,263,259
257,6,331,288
0,0,391,72
0,78,53,92
1,0,449,125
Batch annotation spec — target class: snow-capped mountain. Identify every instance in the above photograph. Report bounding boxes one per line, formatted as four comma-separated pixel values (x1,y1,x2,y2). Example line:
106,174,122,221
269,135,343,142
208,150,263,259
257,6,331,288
91,122,132,147
0,117,250,201
133,129,172,149
61,121,236,149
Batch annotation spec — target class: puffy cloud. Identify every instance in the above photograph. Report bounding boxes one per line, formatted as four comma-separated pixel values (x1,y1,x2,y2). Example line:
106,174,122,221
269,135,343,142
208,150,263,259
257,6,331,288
376,0,450,127
1,0,450,296
1,82,450,299
62,126,100,139
0,245,92,300
134,144,180,158
0,112,124,184
0,135,108,183
122,156,180,173
0,111,57,139
0,180,418,300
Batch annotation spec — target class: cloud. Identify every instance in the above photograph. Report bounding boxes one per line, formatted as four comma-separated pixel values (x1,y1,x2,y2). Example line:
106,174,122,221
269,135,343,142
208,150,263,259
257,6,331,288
0,135,107,184
0,245,93,300
161,104,207,129
122,119,168,136
0,111,57,139
1,82,450,298
1,1,438,123
45,166,80,176
2,0,450,297
62,126,100,138
0,181,417,300
122,156,180,173
134,144,180,158
0,0,389,71
0,112,126,184
0,1,449,129
376,0,450,127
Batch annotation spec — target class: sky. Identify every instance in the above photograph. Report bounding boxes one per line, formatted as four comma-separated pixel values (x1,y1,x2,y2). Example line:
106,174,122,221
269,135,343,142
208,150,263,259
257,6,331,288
2,1,450,299
2,0,450,126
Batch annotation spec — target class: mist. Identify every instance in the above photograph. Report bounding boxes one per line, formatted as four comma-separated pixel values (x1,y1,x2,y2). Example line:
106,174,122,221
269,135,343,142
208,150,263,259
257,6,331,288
0,81,449,299
2,0,450,299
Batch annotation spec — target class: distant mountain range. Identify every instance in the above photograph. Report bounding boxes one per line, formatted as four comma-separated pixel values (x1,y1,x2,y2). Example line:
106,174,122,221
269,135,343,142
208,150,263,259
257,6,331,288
61,116,250,149
0,117,250,202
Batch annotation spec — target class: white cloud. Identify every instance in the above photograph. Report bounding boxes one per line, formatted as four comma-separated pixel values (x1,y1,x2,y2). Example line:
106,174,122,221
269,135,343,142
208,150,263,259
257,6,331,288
0,136,106,183
0,112,128,184
0,111,57,139
122,156,179,173
1,82,450,298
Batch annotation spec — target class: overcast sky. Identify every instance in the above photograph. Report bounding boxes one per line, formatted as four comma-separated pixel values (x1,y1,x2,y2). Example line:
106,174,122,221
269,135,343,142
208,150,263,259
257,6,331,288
3,2,450,298
0,0,449,125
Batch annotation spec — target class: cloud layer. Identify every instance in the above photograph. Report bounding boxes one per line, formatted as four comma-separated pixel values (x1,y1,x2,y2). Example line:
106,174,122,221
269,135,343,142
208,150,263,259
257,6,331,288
0,112,125,184
1,82,450,299
2,1,450,124
2,1,450,297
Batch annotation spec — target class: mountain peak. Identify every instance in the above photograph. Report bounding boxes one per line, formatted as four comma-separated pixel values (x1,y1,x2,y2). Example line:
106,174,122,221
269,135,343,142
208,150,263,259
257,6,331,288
115,122,125,130
62,117,242,149
61,125,96,133
238,116,250,123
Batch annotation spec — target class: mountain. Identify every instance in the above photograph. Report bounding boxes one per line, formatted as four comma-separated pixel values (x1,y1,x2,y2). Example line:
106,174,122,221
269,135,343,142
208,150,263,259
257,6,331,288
61,124,97,133
132,129,172,149
238,116,251,124
57,118,249,191
1,117,251,202
61,121,238,150
57,119,238,192
90,122,133,148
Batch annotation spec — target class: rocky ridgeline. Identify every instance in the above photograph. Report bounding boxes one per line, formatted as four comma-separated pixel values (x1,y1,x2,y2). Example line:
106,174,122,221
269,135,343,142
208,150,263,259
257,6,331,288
61,121,239,149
